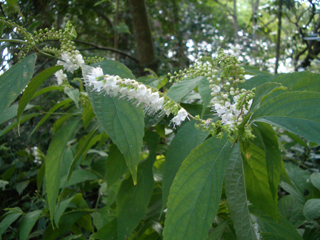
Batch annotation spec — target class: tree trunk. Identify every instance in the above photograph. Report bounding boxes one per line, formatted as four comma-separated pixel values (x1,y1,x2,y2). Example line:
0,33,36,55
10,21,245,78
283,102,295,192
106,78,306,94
127,0,158,75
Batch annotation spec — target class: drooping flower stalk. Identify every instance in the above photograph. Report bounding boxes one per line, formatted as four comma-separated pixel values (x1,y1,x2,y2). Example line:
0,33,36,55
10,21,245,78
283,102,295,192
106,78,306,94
84,66,190,127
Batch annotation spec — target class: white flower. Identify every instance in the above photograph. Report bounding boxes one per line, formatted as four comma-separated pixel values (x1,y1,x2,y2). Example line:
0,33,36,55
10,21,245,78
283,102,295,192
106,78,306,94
170,108,189,127
86,66,104,84
57,51,85,73
54,70,67,85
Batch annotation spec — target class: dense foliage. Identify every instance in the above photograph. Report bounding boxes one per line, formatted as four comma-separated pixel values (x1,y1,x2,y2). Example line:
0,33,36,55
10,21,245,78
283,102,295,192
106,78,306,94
1,1,320,240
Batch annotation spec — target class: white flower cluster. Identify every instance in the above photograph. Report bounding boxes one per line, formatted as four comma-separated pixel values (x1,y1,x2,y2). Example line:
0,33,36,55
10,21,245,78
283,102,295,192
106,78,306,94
54,70,67,85
213,94,252,128
57,50,85,73
84,66,189,127
54,50,85,85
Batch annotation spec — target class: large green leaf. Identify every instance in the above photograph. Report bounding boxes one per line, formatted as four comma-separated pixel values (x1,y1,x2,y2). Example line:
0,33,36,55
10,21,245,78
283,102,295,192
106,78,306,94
60,169,99,187
225,144,257,240
162,120,208,211
267,71,320,101
116,131,158,240
19,210,42,240
303,199,320,220
250,207,303,240
241,137,277,219
239,74,276,90
249,82,284,112
64,87,79,108
91,218,117,240
106,144,128,187
46,119,79,223
0,53,36,115
251,91,320,144
166,76,204,102
278,195,305,228
84,61,144,184
17,65,63,131
255,122,285,202
163,136,232,240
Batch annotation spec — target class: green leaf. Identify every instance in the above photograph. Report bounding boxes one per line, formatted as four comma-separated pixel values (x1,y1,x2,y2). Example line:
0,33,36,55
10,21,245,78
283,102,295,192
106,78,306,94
114,22,130,34
15,180,29,195
43,211,87,240
271,71,320,94
310,172,320,191
225,144,257,240
31,85,64,99
29,98,74,137
249,82,284,112
304,199,320,220
0,53,36,115
106,144,128,187
52,114,73,133
92,206,116,230
60,169,99,187
0,209,22,236
251,91,320,144
85,61,144,184
198,77,212,118
17,65,63,132
163,136,232,240
278,195,305,227
0,113,40,137
239,74,275,90
282,162,320,203
37,163,45,192
207,221,228,240
255,122,285,203
0,103,33,125
65,123,100,184
166,76,204,102
82,102,95,129
46,119,79,223
250,206,303,240
116,132,158,240
64,87,80,108
91,218,117,240
162,120,208,211
76,213,94,232
241,137,277,219
54,195,76,226
243,66,273,76
19,210,42,240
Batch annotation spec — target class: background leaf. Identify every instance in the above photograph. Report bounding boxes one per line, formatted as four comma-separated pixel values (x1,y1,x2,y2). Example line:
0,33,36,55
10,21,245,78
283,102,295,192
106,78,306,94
0,53,36,115
163,136,232,240
17,65,63,130
303,199,320,220
45,119,79,222
277,195,305,228
116,131,158,240
19,210,42,240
